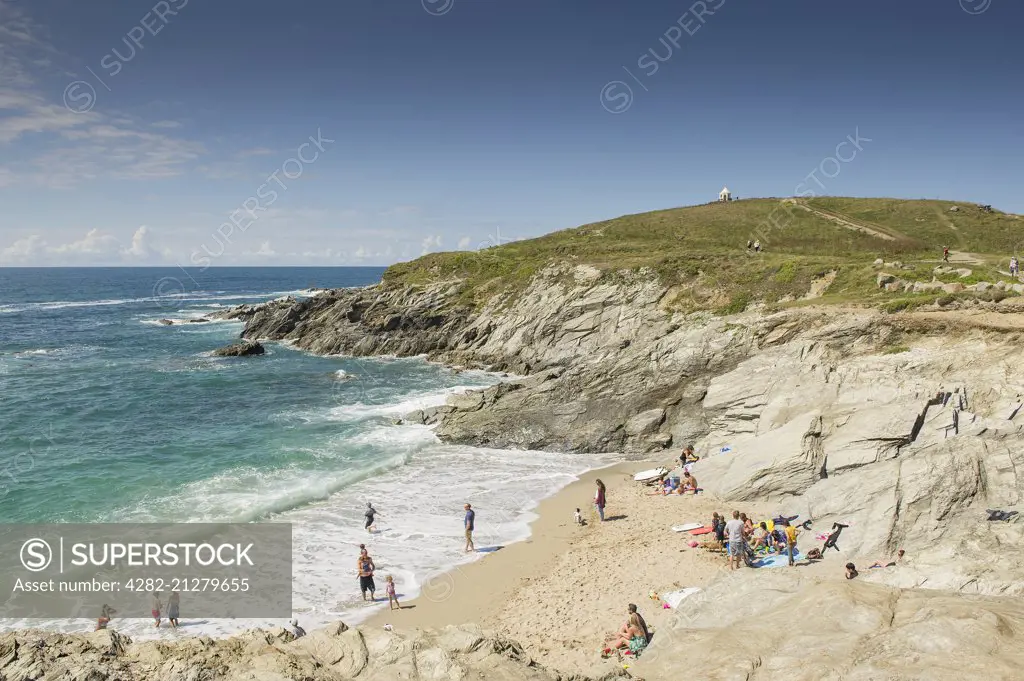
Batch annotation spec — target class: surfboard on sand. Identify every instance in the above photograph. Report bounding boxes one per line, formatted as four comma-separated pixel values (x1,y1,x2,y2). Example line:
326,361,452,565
634,467,668,482
672,522,703,532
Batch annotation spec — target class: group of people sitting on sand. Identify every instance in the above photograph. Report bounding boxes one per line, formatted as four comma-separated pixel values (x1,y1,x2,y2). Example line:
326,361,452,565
710,510,801,569
648,445,701,495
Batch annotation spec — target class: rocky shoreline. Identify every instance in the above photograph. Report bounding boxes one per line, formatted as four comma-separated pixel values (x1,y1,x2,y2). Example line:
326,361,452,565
0,623,576,681
29,266,1024,679
210,268,1024,587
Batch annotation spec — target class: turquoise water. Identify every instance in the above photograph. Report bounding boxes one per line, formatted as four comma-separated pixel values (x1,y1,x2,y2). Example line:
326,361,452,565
0,267,608,637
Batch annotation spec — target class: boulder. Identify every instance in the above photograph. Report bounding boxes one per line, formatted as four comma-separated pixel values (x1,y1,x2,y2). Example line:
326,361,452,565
213,340,266,357
876,273,896,288
624,408,666,437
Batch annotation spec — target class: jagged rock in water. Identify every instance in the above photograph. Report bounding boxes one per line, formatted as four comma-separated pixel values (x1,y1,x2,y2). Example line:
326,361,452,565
213,340,265,357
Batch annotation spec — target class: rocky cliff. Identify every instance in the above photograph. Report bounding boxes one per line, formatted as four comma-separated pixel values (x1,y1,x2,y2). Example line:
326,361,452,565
223,265,1024,597
0,623,592,681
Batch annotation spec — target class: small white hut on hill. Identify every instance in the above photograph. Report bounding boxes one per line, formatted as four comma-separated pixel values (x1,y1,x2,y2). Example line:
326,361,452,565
719,186,732,202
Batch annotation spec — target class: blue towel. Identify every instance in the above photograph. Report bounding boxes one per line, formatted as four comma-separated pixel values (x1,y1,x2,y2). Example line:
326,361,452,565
751,552,802,569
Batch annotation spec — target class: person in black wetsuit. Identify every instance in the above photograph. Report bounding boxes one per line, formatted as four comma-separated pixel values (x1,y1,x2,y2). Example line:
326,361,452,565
822,522,849,554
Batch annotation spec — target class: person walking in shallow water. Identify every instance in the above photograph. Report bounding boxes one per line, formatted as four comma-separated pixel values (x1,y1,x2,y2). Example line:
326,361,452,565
364,502,380,533
464,503,476,552
594,479,607,522
150,592,162,628
167,591,180,627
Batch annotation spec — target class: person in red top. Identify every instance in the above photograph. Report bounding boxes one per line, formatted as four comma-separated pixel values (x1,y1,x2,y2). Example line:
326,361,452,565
594,479,606,522
943,246,950,262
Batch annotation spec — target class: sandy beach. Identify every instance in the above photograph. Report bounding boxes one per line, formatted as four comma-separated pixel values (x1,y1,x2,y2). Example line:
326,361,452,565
363,460,773,677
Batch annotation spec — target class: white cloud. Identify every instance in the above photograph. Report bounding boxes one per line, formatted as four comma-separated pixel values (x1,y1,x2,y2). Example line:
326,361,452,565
243,240,276,257
421,234,442,255
0,226,173,265
50,228,119,255
457,236,471,250
0,233,46,262
0,3,206,186
123,225,154,259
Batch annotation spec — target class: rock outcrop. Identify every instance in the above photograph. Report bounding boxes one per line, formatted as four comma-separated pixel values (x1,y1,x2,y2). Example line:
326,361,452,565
222,268,1024,596
0,623,585,681
634,571,1024,681
213,340,266,357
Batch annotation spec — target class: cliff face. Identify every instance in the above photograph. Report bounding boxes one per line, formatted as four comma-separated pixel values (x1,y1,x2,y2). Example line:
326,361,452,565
227,267,1024,598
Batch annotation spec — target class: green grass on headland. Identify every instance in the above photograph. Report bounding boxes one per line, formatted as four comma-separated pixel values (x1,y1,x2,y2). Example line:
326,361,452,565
382,197,1023,311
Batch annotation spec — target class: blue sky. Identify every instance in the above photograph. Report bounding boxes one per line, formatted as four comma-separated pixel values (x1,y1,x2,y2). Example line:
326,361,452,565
0,0,1020,267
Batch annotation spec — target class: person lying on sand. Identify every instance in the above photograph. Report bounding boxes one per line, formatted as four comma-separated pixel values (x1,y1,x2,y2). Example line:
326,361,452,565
869,549,905,568
845,562,858,579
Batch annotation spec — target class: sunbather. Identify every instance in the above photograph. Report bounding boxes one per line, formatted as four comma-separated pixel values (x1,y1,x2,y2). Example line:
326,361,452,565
606,613,648,653
679,471,698,494
869,549,905,568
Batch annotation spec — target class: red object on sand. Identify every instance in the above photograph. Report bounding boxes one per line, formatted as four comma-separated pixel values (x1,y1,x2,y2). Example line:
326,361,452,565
688,526,714,536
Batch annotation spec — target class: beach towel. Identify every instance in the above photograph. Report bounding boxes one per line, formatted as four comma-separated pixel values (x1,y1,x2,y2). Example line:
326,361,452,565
672,522,703,533
751,552,802,569
662,587,702,609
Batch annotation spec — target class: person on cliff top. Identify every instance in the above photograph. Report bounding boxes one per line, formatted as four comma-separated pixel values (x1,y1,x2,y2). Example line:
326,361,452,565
725,511,745,570
594,480,607,521
943,246,950,262
464,503,476,552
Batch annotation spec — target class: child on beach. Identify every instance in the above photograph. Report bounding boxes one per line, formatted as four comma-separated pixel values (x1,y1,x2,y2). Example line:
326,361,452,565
151,592,162,628
574,508,584,525
386,575,399,610
96,604,115,631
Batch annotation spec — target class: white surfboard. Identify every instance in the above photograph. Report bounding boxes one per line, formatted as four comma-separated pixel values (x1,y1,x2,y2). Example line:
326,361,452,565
633,467,668,482
672,522,704,532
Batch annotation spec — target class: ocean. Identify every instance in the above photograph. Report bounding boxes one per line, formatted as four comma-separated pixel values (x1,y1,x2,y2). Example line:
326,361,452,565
0,267,609,638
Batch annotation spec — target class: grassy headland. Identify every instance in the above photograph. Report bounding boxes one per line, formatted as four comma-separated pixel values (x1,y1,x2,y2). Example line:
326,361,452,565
382,197,1022,312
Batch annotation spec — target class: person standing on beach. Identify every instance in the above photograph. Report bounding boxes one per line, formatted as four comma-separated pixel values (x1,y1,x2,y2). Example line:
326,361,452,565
358,550,376,601
464,503,476,552
364,502,380,533
725,511,745,570
167,591,180,628
95,604,116,631
784,522,799,566
594,479,607,522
